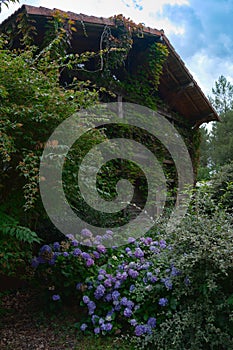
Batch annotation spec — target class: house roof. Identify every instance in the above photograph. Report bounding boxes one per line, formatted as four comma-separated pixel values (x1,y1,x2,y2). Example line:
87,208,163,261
0,4,220,127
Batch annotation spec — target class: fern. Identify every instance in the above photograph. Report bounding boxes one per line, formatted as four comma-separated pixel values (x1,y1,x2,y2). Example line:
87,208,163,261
0,211,41,244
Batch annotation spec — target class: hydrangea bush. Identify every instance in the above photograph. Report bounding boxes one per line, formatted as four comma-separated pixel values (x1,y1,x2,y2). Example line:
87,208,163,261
32,228,187,338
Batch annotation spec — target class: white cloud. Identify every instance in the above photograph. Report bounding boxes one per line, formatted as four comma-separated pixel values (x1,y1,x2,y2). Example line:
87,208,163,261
187,50,233,96
36,0,187,34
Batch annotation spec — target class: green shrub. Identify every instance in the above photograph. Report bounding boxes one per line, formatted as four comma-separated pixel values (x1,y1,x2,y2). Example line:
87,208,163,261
0,211,41,277
210,161,233,212
142,209,233,350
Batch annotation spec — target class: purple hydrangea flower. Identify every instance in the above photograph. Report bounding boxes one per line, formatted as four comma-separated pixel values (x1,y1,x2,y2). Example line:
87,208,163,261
112,291,120,301
94,327,100,334
159,239,166,249
129,284,135,292
105,323,113,331
81,252,91,260
71,240,79,246
135,248,144,258
147,317,156,328
120,297,128,306
86,258,95,267
97,244,106,254
81,228,93,238
87,301,96,314
104,293,112,302
106,230,113,235
83,295,90,304
184,276,191,286
158,298,168,307
114,303,121,311
150,275,158,283
104,279,112,288
135,325,146,336
53,242,60,251
126,300,134,309
63,252,69,257
130,319,137,326
73,248,82,256
161,277,173,290
171,266,180,276
124,308,133,317
40,245,52,254
92,314,99,324
93,251,100,259
52,294,60,301
114,280,121,289
80,323,87,331
76,282,82,290
94,285,106,299
128,237,136,244
128,269,139,279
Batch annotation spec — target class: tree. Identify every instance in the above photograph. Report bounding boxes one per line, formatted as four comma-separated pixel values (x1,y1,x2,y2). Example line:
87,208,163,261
197,126,212,181
208,75,233,116
210,110,233,166
0,0,19,12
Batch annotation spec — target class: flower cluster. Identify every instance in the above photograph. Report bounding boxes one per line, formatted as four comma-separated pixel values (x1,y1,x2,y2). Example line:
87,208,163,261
33,230,187,338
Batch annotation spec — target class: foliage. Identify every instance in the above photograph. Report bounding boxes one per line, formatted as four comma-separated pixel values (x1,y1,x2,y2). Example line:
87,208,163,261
0,25,99,228
145,205,233,350
209,161,233,212
31,189,233,349
209,75,233,116
210,109,233,166
0,0,19,12
0,211,41,277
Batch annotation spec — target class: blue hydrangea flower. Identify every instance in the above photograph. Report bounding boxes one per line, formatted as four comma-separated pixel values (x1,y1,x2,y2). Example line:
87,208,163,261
112,291,120,300
94,327,100,334
105,323,113,331
128,269,139,279
40,245,52,254
130,319,137,326
80,323,87,331
94,285,106,299
81,228,92,238
81,252,91,260
76,282,82,290
135,325,146,336
120,297,128,306
52,294,60,301
73,248,82,256
158,298,168,307
129,284,135,292
124,308,133,317
83,295,90,304
161,277,173,290
97,244,106,254
159,239,166,249
147,317,156,328
86,258,95,267
53,242,60,251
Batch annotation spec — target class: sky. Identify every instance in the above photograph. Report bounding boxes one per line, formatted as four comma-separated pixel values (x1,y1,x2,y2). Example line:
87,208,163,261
1,0,233,98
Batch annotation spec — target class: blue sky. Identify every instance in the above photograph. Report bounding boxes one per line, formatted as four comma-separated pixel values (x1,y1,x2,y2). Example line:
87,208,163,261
1,0,233,97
